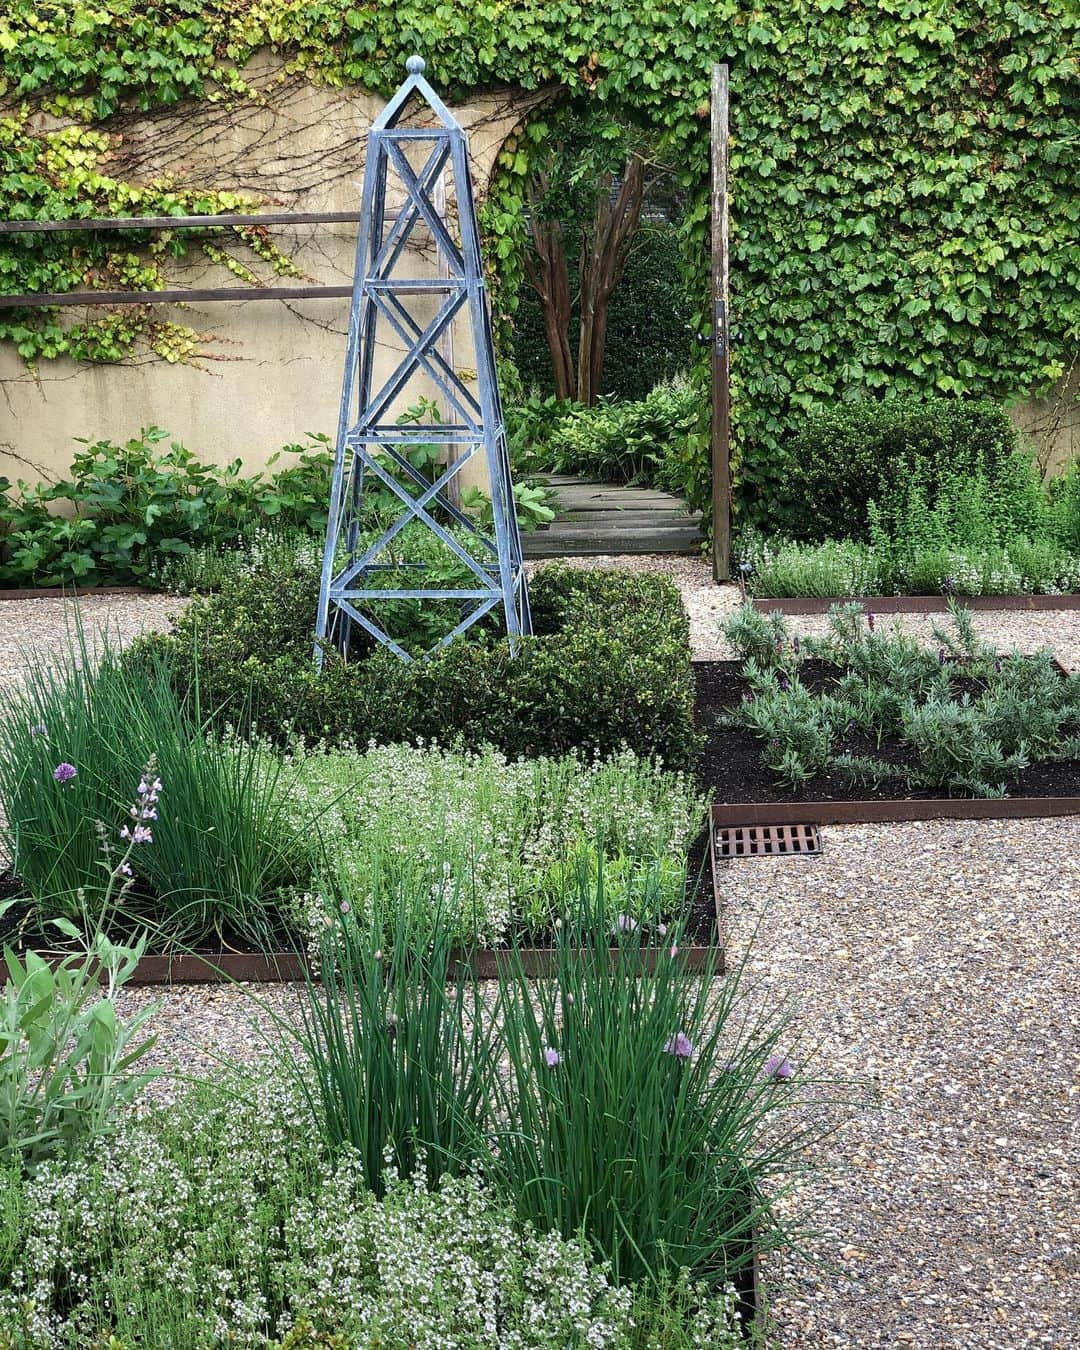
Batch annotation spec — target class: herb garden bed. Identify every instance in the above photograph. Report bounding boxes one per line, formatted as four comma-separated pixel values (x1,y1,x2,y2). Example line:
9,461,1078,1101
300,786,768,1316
753,595,1080,615
695,660,1080,805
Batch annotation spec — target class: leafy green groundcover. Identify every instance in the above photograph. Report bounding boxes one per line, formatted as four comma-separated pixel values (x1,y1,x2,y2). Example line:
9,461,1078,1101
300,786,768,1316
128,562,700,768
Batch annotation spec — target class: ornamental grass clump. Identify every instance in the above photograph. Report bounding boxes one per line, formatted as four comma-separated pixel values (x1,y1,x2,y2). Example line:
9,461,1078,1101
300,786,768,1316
484,881,812,1292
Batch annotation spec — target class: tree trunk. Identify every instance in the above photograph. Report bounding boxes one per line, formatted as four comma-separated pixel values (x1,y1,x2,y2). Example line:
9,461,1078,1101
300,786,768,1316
524,188,577,402
576,150,647,406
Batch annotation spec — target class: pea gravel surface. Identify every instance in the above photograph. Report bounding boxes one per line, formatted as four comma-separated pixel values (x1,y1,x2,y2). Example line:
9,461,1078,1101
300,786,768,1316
720,817,1079,1350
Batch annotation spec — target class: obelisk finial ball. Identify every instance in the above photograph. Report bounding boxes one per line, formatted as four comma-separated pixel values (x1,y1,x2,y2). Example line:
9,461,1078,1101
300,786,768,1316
406,55,425,74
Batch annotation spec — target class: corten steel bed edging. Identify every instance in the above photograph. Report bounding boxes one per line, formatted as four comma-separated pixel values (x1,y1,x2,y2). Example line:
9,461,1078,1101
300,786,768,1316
752,594,1080,614
0,585,157,601
13,933,725,987
711,797,1080,829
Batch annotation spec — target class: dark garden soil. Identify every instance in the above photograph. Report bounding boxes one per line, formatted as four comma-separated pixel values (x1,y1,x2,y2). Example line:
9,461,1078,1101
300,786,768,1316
693,660,1080,803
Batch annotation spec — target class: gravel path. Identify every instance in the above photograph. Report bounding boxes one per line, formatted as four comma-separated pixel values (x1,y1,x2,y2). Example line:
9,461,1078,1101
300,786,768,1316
0,592,183,685
721,818,1079,1350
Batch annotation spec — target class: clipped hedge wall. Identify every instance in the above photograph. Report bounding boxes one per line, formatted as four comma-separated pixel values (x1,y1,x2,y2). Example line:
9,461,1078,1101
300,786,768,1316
775,396,1021,542
512,225,694,402
129,564,700,768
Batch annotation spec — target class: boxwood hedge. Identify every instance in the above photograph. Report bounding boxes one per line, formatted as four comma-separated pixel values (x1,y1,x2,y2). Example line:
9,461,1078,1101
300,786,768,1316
128,563,700,768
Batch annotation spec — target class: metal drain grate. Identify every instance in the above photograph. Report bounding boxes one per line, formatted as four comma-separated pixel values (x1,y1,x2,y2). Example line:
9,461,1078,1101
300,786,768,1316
715,823,822,859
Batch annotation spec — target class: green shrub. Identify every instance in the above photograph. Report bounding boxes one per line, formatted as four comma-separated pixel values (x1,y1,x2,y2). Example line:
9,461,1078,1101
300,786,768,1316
129,562,701,768
775,397,1020,542
541,376,701,498
0,428,332,588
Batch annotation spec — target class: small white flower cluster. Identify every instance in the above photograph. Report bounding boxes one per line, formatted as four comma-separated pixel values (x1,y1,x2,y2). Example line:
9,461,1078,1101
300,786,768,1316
280,743,707,944
0,1073,720,1349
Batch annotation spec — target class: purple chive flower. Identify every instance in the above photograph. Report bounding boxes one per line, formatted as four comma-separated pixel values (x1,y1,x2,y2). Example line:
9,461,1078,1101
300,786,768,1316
616,914,637,934
53,762,77,784
543,1047,561,1068
764,1053,795,1080
669,943,679,959
339,900,351,914
665,1031,693,1059
657,923,668,938
373,948,383,962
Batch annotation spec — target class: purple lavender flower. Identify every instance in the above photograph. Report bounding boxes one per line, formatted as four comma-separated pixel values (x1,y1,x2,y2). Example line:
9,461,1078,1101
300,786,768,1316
120,823,153,845
943,576,956,596
779,674,791,692
792,635,800,655
665,1031,693,1059
938,648,947,666
764,1053,794,1080
53,762,77,784
543,1047,561,1068
615,914,637,934
30,723,47,738
866,609,876,632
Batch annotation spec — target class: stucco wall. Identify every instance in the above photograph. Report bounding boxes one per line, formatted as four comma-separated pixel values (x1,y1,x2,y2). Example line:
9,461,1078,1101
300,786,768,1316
0,57,535,493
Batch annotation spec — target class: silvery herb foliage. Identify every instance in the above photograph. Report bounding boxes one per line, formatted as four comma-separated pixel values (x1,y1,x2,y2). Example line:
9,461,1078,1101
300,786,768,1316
724,601,1080,796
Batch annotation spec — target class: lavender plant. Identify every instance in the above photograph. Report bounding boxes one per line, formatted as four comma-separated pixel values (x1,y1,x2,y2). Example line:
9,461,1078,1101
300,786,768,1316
727,600,1080,797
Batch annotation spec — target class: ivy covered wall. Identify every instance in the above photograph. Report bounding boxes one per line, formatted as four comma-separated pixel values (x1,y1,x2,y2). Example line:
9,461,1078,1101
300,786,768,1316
1,1,1076,519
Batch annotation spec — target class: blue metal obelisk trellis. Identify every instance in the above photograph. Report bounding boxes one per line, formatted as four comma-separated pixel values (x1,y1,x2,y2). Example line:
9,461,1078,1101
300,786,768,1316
314,55,531,664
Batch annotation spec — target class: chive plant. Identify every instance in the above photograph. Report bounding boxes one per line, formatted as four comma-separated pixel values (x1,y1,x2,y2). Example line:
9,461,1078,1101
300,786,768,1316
483,880,813,1292
0,629,311,948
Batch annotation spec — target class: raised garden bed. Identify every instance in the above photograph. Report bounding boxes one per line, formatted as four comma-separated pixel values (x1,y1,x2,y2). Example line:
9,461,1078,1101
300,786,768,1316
694,658,1080,805
752,594,1080,614
0,856,723,985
